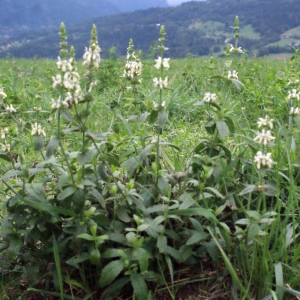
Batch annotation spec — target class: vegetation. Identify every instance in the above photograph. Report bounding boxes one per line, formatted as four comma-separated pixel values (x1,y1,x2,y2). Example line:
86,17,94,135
1,0,300,59
1,16,300,299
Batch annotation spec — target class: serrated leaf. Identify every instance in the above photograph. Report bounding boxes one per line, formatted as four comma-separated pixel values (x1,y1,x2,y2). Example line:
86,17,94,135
100,260,124,287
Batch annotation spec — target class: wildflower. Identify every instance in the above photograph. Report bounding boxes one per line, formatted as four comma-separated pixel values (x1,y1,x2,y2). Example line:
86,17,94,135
153,77,168,89
1,141,10,152
287,89,300,100
253,151,274,169
88,81,98,93
56,57,73,72
74,88,84,103
31,123,46,137
52,74,62,88
153,101,166,110
229,44,244,54
154,56,170,69
254,129,275,146
5,104,16,113
0,88,7,100
123,60,143,79
64,92,73,107
63,71,80,90
257,115,274,129
287,79,300,86
1,127,8,139
289,107,300,115
228,70,238,79
82,44,101,68
203,92,217,103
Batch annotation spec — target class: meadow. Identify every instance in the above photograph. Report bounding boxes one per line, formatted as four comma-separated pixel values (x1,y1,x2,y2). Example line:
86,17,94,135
1,19,300,300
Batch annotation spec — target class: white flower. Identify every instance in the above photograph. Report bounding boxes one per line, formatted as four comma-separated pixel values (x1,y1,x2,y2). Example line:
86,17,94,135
289,107,300,115
254,151,274,169
0,88,7,100
154,56,170,69
5,104,16,113
229,44,244,53
74,88,84,103
1,127,8,139
203,92,217,103
82,44,101,68
52,74,62,88
31,123,46,137
228,70,238,79
257,115,274,129
63,71,80,90
287,89,300,100
88,81,98,93
153,77,168,89
1,141,10,152
123,60,143,79
254,129,275,146
56,57,73,72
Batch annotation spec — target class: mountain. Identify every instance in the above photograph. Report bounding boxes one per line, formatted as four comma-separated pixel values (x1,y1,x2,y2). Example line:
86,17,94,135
0,0,168,37
1,0,300,59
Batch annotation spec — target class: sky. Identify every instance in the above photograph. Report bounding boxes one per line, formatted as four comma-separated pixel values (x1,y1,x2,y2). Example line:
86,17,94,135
167,0,205,6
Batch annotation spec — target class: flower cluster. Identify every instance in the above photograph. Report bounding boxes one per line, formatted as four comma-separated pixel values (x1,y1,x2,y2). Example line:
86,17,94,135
5,104,16,113
153,77,168,89
0,88,7,100
257,115,274,129
253,115,275,170
154,57,170,70
123,39,142,85
203,92,217,103
287,89,300,100
229,44,245,54
289,107,300,116
253,151,274,170
31,123,46,137
228,70,238,79
82,43,101,69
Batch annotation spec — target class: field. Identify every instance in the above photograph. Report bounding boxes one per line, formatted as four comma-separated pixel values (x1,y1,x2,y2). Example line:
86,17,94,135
1,23,300,300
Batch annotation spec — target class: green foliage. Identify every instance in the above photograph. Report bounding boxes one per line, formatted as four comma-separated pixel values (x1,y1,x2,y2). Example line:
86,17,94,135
1,17,300,300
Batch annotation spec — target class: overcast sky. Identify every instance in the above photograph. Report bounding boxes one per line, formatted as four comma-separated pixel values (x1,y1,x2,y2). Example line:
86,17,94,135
167,0,205,6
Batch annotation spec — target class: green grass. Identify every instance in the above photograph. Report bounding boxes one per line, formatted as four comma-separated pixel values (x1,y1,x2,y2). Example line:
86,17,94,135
266,38,300,47
189,21,225,34
284,25,300,36
239,24,261,39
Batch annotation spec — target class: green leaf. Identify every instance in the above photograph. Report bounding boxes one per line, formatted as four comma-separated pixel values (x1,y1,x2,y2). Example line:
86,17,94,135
157,176,170,196
90,248,101,265
77,149,95,165
34,135,44,152
157,235,167,253
149,109,158,124
170,207,217,221
216,120,229,140
2,169,22,180
239,184,257,196
57,186,77,200
88,188,105,208
186,232,209,245
100,260,125,287
121,156,141,177
274,262,284,300
77,233,94,241
132,248,152,273
130,273,149,299
100,277,130,300
158,110,168,129
66,253,90,267
115,111,132,136
46,138,60,158
52,235,64,299
23,199,77,217
0,153,12,162
230,78,244,90
247,223,260,243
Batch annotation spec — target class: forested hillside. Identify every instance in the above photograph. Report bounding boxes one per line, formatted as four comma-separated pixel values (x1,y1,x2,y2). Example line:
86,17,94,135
0,0,168,37
1,0,299,58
